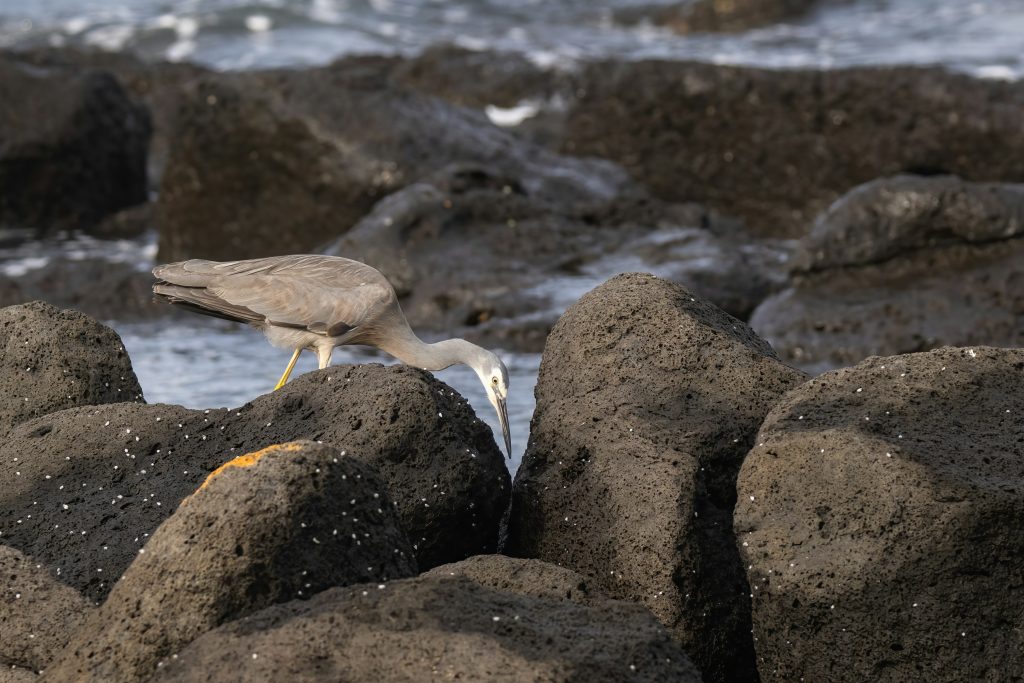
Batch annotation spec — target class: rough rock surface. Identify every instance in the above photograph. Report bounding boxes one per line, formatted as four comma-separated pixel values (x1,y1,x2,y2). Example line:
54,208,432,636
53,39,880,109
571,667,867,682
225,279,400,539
44,441,416,683
0,54,150,234
751,176,1024,371
424,555,595,605
150,574,702,683
0,667,36,682
735,346,1024,682
157,60,629,261
0,546,93,672
506,273,807,683
0,364,507,602
0,302,143,434
563,62,1024,236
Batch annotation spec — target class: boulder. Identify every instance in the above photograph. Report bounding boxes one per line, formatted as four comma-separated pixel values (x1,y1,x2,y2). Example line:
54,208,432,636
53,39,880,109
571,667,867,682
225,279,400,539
0,54,150,235
424,555,595,604
43,441,416,683
0,302,143,434
562,62,1024,236
505,273,807,683
750,176,1024,371
0,546,93,672
150,574,702,683
9,46,211,189
0,365,507,603
735,346,1024,682
157,59,629,261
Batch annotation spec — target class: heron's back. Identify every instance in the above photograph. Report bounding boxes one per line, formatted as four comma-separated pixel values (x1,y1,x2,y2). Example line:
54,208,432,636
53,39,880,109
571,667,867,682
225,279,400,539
153,255,401,343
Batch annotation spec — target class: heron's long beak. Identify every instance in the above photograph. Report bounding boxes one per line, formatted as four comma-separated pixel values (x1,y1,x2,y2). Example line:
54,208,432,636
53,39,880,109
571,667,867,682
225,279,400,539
496,395,511,459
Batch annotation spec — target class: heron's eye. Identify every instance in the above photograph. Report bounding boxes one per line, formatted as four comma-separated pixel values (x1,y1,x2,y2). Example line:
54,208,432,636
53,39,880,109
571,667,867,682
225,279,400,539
491,377,498,386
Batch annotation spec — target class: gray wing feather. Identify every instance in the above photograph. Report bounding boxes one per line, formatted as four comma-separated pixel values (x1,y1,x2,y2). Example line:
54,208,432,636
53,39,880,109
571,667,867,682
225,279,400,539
153,255,395,335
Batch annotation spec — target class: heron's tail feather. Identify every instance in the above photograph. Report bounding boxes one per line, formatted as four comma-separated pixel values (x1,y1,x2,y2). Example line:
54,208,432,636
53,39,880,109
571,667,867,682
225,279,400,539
153,283,263,325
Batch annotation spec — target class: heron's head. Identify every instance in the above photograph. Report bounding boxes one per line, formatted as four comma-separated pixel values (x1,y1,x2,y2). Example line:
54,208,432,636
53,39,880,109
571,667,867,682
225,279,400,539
471,349,511,459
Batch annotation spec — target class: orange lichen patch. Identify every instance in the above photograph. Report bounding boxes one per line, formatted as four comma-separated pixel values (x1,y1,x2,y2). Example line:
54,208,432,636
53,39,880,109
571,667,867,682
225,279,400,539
188,442,306,499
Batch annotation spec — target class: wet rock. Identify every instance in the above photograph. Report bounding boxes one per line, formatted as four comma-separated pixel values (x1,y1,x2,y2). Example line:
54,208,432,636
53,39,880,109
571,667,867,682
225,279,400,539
0,53,150,235
0,364,507,603
0,302,143,434
151,573,702,683
424,555,595,604
563,62,1024,236
157,59,629,261
735,346,1024,682
0,546,93,672
751,176,1024,372
505,273,807,683
44,441,416,683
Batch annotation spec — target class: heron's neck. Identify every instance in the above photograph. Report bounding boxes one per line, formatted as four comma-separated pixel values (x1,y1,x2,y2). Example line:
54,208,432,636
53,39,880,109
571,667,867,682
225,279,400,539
378,328,482,373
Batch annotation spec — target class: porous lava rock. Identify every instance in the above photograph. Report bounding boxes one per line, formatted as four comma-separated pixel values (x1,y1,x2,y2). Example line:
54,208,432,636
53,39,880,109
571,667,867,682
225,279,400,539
0,302,143,434
735,346,1024,682
150,573,702,683
0,667,36,682
0,54,150,234
43,441,416,683
506,273,807,682
563,61,1024,236
0,364,507,603
0,545,93,672
751,176,1024,371
424,555,595,604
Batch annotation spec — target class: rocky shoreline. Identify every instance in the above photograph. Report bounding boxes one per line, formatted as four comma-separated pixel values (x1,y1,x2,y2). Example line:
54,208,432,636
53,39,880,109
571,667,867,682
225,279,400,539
2,284,1021,682
0,30,1023,682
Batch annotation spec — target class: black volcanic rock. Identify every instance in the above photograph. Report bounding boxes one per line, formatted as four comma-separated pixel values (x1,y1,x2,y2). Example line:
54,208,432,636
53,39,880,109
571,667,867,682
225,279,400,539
0,302,143,434
751,176,1024,371
0,54,150,235
156,60,629,261
150,574,702,683
563,61,1024,236
736,346,1024,682
43,441,416,683
0,365,507,603
506,273,807,683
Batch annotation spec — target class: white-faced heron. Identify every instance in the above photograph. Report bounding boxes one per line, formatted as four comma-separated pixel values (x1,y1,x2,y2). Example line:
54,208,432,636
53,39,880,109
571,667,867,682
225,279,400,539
152,254,512,457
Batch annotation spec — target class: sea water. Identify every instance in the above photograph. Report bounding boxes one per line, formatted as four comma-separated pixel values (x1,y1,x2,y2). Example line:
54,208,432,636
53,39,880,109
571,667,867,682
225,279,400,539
0,0,1020,79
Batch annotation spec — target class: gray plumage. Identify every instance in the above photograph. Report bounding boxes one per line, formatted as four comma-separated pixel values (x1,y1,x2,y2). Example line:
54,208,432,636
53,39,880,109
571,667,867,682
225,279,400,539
153,254,512,457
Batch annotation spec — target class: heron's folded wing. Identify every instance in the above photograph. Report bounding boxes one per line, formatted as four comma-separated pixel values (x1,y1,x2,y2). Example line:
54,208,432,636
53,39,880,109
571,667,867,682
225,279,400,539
209,274,393,336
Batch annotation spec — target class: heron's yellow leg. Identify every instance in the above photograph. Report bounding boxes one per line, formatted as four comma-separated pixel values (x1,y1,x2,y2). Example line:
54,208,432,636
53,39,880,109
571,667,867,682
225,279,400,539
273,349,302,390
